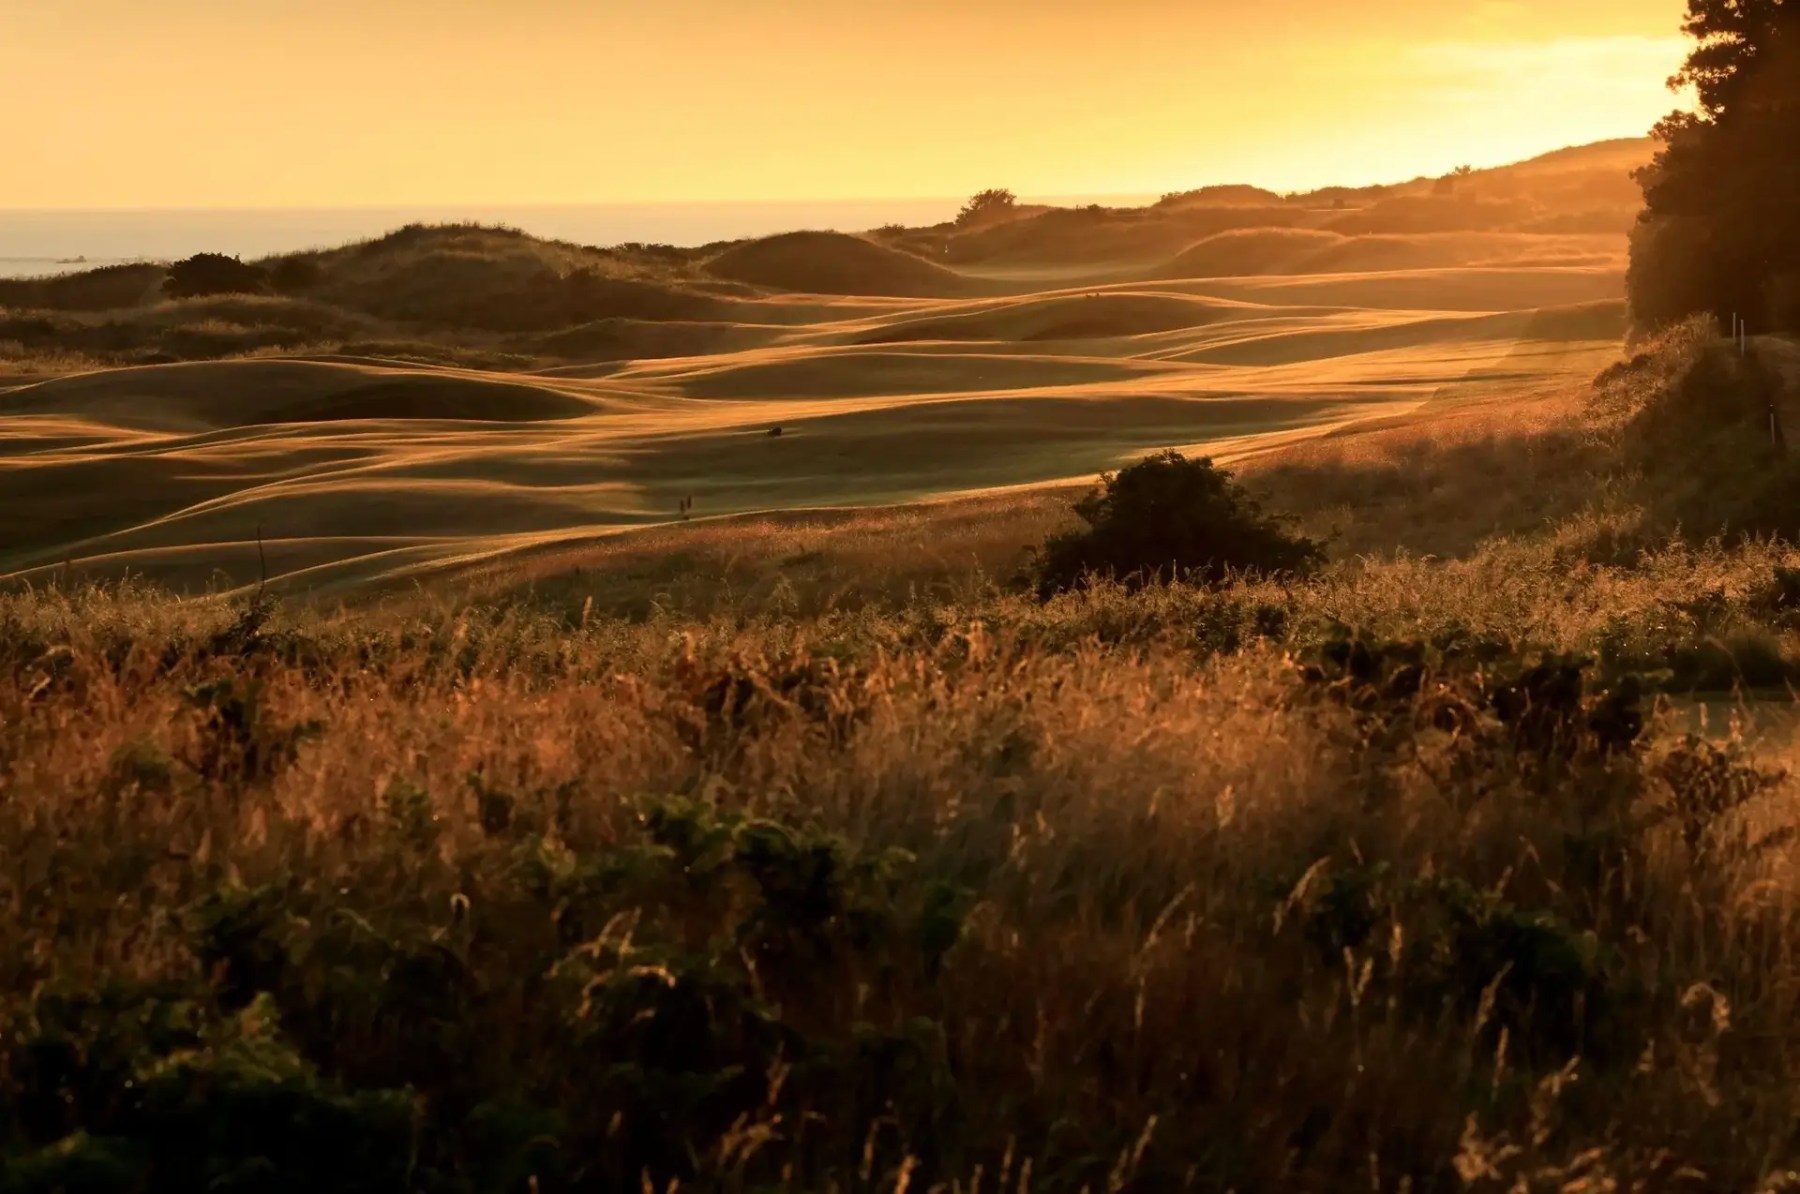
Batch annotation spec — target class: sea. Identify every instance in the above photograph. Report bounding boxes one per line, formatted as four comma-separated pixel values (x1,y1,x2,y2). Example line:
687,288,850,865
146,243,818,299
0,196,1157,279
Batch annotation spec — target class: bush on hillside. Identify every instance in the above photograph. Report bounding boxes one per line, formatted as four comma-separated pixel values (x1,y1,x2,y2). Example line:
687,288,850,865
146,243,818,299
955,188,1017,228
163,254,270,299
1032,450,1324,598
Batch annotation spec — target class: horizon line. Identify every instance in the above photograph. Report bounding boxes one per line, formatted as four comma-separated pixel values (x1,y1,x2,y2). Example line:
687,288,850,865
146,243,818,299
1,195,1159,215
0,134,1659,217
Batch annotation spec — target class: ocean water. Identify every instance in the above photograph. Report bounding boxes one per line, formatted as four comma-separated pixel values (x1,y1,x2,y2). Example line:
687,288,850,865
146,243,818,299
0,196,1154,279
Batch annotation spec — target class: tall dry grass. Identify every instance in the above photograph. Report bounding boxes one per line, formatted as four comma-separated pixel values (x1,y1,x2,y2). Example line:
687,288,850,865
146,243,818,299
7,328,1800,1191
8,530,1800,1190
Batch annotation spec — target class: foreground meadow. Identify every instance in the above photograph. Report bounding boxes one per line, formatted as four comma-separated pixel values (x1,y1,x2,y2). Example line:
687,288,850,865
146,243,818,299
7,322,1800,1191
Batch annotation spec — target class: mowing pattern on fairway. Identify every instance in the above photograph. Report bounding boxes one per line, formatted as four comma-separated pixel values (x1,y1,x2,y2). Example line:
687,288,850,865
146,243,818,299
2,239,1628,594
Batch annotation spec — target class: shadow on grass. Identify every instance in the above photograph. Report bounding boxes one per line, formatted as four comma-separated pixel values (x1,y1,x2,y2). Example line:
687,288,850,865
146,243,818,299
1250,410,1608,559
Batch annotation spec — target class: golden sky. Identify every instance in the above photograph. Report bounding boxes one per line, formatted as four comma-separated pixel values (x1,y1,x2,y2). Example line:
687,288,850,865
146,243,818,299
1,0,1690,208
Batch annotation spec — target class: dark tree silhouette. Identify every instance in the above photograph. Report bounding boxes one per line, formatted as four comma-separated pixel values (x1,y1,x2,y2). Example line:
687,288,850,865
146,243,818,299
163,253,271,299
1032,451,1323,598
1628,0,1800,333
955,189,1017,228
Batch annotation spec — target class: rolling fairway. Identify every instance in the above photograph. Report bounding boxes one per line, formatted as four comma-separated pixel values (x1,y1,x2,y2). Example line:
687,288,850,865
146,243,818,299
1,240,1627,596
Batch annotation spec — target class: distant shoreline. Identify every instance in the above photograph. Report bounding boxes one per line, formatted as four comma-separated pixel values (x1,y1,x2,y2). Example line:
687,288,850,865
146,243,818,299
0,197,1158,279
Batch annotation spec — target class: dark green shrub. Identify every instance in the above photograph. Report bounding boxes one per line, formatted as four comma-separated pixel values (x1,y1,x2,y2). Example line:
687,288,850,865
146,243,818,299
1295,866,1617,1062
121,1000,418,1194
110,795,977,1190
1304,630,1645,754
162,254,270,299
1189,593,1293,655
3,991,417,1194
1033,451,1323,598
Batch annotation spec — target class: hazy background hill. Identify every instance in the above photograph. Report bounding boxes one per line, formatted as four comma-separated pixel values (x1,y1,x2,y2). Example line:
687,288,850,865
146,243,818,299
0,138,1651,374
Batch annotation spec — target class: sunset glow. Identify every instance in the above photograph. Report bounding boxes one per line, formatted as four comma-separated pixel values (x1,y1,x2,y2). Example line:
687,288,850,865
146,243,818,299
1,0,1688,207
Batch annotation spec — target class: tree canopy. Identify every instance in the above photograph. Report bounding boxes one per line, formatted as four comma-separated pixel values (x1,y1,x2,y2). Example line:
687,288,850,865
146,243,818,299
1628,0,1800,333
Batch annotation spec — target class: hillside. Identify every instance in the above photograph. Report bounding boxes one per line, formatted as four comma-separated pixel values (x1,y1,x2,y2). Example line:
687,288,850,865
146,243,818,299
704,231,974,297
0,138,1653,371
0,137,1653,594
12,316,1800,1191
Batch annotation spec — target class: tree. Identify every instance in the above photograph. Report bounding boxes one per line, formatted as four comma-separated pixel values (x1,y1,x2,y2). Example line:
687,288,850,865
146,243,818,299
955,189,1017,228
1031,451,1323,598
1628,0,1800,333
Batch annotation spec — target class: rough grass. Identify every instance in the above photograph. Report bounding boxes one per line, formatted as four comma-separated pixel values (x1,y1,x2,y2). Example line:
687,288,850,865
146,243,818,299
9,332,1800,1190
9,548,1800,1191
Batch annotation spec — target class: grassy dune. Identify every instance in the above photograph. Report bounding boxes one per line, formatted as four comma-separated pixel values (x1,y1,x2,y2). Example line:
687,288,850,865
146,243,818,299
0,140,1656,597
2,255,1628,594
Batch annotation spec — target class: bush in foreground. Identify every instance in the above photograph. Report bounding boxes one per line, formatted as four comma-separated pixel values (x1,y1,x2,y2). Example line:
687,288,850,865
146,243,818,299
1033,450,1323,597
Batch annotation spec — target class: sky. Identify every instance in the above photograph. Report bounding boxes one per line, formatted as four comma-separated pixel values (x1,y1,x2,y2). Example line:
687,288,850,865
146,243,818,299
0,0,1693,208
